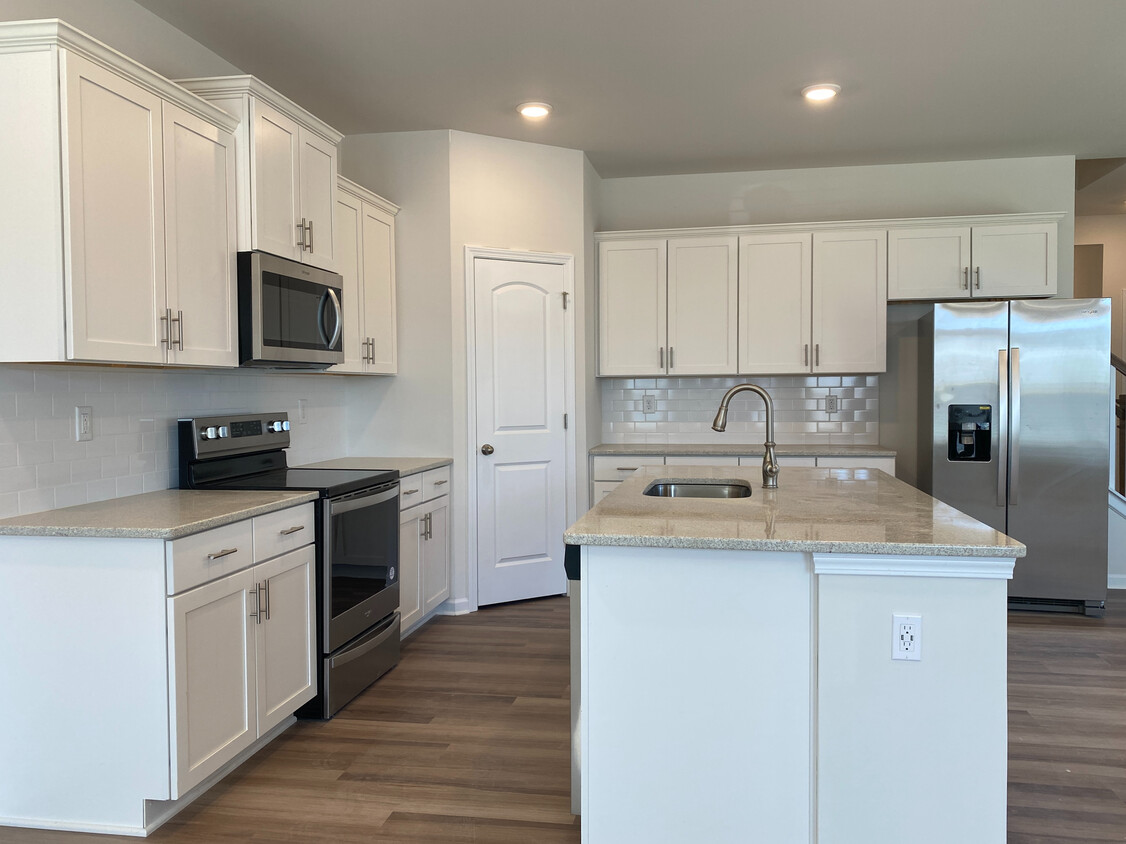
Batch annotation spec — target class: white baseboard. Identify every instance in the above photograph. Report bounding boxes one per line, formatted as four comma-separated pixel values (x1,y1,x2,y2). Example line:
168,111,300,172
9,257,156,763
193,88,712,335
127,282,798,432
438,596,474,615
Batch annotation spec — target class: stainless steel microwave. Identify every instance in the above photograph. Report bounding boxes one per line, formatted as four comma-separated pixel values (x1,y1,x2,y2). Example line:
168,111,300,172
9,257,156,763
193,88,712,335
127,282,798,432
238,251,344,368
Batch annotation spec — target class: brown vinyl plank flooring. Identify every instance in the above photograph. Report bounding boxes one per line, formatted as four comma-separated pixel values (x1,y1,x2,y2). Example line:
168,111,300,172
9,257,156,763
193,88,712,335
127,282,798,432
5,591,1126,842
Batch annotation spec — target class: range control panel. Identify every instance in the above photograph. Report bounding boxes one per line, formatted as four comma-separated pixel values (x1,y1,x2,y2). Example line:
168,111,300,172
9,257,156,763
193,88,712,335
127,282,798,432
180,412,291,459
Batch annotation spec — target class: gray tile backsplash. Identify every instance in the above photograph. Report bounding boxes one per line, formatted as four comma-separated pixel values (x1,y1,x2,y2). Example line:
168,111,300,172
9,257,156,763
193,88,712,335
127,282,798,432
601,375,879,445
0,364,349,519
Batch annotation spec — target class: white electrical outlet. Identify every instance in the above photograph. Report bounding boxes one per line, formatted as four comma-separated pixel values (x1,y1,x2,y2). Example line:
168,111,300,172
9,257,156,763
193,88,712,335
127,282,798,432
297,399,308,424
75,406,93,442
642,394,657,413
892,613,922,661
825,395,839,414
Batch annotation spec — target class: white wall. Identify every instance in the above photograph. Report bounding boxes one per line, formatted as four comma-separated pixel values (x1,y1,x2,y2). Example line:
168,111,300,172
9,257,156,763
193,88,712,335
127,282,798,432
598,155,1077,298
1075,215,1126,363
338,131,455,456
0,0,242,79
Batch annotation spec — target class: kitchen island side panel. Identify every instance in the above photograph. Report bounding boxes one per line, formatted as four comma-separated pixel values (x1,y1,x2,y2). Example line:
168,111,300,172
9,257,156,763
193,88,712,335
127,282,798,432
817,573,1008,844
580,545,812,844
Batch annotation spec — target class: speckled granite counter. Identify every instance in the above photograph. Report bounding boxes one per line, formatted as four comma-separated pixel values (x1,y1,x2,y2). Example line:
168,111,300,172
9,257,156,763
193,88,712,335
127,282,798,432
0,489,317,539
565,464,1023,558
299,456,452,476
590,443,896,458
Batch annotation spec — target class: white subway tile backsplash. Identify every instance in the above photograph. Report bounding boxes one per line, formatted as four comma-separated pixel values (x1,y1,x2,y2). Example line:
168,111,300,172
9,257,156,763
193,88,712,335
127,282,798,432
601,375,879,446
0,363,352,517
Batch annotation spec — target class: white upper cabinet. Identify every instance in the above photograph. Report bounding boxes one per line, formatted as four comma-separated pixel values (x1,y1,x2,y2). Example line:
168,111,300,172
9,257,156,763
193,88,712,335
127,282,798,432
739,232,812,374
163,102,238,367
0,21,239,367
888,219,1058,300
177,76,343,271
332,176,399,375
812,229,887,373
599,236,737,376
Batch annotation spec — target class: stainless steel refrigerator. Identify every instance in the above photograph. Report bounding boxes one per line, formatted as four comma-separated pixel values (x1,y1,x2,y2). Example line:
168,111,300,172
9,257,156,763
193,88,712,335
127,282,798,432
918,299,1112,614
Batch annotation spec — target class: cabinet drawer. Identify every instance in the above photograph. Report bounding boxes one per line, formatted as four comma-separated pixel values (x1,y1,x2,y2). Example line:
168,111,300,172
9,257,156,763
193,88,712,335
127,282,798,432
664,456,740,467
591,455,664,481
422,466,451,500
738,456,818,468
400,473,424,510
253,503,315,563
817,456,896,474
167,519,254,595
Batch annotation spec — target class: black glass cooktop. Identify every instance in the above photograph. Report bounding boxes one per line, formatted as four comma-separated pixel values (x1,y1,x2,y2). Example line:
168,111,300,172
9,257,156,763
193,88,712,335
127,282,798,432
205,467,398,497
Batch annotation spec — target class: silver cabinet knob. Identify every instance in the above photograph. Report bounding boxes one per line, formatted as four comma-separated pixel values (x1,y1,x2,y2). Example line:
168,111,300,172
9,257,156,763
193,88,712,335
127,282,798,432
481,444,494,455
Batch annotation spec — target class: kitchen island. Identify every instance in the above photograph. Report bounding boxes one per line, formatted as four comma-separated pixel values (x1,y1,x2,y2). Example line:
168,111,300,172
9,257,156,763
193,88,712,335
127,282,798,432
564,465,1023,844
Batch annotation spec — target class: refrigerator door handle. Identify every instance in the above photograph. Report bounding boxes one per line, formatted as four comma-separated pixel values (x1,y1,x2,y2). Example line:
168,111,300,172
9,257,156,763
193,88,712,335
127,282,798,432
1010,347,1020,505
998,349,1009,507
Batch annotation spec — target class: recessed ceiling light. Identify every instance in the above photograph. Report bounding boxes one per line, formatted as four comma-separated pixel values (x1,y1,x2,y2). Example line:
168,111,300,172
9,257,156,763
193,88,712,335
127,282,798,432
802,84,841,102
517,102,553,119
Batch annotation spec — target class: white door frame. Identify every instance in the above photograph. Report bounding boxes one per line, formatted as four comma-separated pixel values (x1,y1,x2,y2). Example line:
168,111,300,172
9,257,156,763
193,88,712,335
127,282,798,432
465,246,577,612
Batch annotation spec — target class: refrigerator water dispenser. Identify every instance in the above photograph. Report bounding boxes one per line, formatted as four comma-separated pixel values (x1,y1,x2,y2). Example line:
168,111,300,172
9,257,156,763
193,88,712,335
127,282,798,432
947,405,991,462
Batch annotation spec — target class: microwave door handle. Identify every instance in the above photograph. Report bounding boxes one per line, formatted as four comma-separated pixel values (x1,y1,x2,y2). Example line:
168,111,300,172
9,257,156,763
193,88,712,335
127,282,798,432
326,288,342,350
318,288,343,351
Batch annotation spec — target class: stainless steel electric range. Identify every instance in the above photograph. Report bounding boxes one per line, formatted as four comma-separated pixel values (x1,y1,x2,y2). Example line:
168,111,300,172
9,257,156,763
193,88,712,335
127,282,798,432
179,412,400,718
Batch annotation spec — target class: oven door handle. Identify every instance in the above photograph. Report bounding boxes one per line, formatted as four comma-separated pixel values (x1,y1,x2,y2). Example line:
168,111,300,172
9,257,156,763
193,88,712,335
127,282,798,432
329,485,399,514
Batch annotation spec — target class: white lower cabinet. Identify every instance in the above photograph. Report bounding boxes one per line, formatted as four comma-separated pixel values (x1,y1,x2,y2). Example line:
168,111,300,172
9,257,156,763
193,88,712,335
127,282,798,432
399,467,452,636
0,501,315,835
168,522,315,797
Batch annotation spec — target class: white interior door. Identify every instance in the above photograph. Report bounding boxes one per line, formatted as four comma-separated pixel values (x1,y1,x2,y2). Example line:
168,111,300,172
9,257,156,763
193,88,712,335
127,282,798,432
475,257,568,606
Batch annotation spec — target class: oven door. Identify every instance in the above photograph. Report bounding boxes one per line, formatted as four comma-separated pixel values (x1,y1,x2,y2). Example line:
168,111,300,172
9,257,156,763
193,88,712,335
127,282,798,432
239,251,344,367
324,481,400,652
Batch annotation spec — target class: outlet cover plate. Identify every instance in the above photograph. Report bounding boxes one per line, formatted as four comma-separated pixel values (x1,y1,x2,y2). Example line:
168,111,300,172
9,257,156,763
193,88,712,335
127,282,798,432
642,394,657,413
892,613,922,661
825,395,839,414
75,406,93,442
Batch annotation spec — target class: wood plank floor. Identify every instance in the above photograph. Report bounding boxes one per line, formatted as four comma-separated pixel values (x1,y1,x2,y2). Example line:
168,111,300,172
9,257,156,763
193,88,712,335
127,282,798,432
4,592,1125,842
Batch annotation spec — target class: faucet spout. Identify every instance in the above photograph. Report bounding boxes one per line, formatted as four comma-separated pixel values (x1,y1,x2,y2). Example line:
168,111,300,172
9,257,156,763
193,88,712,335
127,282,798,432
711,383,780,489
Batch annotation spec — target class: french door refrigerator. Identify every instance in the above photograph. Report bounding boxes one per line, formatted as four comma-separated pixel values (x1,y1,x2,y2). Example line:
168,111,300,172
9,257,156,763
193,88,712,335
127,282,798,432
918,299,1112,615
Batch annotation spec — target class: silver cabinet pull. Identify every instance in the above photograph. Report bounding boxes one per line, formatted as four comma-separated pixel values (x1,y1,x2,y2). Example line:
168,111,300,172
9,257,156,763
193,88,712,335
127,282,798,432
815,344,820,366
616,466,639,471
433,479,448,486
659,346,664,369
962,267,970,290
305,219,314,252
367,337,376,363
403,488,420,495
250,582,262,624
296,218,307,250
669,346,674,369
161,308,170,349
206,548,238,560
426,512,433,540
975,266,982,289
279,525,305,536
173,309,184,351
419,514,428,539
264,578,271,621
804,343,809,366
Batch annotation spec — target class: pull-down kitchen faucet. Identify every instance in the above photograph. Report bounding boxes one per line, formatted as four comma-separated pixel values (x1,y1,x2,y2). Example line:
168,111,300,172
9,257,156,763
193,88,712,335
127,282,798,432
712,384,780,489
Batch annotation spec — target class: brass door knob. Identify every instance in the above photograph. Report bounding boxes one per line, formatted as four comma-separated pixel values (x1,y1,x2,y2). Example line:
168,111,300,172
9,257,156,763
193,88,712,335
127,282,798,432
481,444,494,455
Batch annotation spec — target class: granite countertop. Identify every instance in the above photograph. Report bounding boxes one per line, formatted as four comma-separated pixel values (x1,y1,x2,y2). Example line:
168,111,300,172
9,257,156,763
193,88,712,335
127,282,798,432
590,443,896,457
565,465,1024,558
299,456,452,476
0,490,318,539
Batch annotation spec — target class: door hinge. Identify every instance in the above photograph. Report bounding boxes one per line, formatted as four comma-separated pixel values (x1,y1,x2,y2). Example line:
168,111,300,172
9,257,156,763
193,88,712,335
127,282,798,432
563,413,568,430
562,291,569,310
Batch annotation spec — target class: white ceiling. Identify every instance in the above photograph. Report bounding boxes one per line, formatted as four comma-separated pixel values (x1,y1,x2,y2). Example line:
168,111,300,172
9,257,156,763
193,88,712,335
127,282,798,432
135,0,1126,190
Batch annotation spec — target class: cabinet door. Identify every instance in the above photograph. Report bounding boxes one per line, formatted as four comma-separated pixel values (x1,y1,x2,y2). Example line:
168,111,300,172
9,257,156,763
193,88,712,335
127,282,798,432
167,568,256,798
422,498,450,614
332,188,365,373
249,99,302,261
592,480,620,504
254,546,316,736
361,201,398,373
970,223,1057,298
667,237,738,375
163,102,238,367
887,227,971,301
398,505,424,634
739,233,812,374
812,229,887,373
599,239,667,376
61,52,166,364
298,127,338,269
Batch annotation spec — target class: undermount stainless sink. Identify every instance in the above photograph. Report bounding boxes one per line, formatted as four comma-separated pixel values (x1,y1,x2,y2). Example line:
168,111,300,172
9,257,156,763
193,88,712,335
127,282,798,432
642,480,752,499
